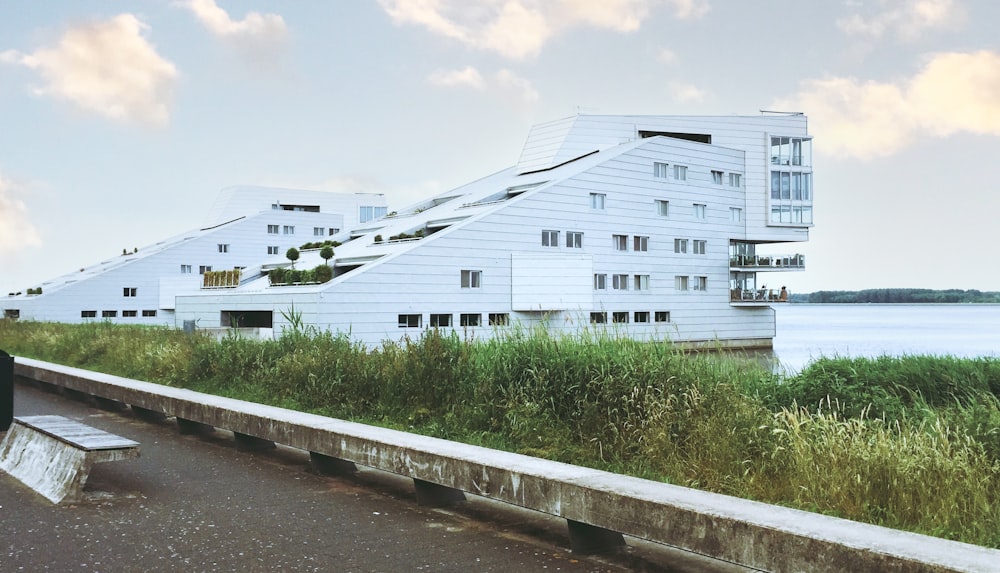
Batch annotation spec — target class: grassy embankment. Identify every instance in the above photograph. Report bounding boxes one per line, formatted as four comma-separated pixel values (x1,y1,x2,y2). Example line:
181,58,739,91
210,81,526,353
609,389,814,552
1,319,998,548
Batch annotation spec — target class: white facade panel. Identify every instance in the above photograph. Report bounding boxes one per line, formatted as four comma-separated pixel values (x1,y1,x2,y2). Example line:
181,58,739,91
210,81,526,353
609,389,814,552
511,253,593,312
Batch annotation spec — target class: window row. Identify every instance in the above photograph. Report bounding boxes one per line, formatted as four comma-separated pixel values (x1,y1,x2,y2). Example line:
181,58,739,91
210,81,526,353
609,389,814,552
590,311,671,324
770,171,813,201
181,265,215,274
612,234,649,252
267,225,298,235
770,136,812,167
542,230,585,248
770,206,813,224
673,239,707,255
653,200,706,219
674,275,708,291
594,274,650,291
82,310,157,318
655,162,742,187
360,205,388,223
399,313,510,328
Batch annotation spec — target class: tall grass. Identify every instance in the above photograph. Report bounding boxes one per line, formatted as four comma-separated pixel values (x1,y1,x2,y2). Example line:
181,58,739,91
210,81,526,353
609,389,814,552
1,319,998,547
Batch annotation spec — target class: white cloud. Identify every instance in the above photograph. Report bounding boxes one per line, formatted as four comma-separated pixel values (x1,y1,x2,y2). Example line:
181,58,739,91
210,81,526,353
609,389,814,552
0,173,42,255
665,0,710,20
837,0,964,40
495,69,539,103
180,0,287,41
378,0,706,60
773,50,1000,159
179,0,288,70
657,47,678,65
428,66,486,89
670,81,708,103
0,14,177,127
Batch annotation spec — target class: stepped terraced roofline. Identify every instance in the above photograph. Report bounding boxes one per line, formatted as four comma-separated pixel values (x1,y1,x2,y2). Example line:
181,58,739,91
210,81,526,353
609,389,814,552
170,113,815,349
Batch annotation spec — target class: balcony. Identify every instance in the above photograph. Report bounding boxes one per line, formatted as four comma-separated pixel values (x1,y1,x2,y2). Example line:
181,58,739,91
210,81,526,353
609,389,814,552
729,254,805,271
730,287,790,306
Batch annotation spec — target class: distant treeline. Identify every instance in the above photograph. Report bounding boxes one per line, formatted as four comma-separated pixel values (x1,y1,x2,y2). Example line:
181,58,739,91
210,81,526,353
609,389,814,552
791,288,1000,304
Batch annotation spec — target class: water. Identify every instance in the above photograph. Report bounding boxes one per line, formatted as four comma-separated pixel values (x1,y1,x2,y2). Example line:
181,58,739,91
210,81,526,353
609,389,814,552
771,304,1000,374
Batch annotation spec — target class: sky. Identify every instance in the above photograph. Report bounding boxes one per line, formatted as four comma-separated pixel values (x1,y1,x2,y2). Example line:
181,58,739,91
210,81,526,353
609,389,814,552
2,0,1000,296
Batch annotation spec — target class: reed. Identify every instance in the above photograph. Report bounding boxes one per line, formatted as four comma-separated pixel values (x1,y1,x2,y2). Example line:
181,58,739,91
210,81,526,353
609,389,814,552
1,319,998,547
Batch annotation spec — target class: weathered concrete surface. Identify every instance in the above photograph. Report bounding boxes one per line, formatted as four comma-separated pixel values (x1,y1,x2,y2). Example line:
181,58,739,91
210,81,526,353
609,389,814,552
14,357,1000,573
0,416,139,503
3,378,742,572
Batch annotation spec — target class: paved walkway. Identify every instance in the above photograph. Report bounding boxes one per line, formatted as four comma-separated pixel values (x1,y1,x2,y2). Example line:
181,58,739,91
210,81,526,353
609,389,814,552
2,382,744,572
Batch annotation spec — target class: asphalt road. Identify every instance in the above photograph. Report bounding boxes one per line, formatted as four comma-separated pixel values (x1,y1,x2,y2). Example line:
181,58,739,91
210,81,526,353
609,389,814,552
1,381,746,573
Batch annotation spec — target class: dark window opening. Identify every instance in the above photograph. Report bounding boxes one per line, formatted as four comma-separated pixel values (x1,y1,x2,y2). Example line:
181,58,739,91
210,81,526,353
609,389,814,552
638,130,712,144
221,310,274,328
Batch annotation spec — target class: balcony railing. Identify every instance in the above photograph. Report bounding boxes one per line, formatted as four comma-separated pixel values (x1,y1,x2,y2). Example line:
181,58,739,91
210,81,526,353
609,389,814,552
730,288,790,303
729,254,805,270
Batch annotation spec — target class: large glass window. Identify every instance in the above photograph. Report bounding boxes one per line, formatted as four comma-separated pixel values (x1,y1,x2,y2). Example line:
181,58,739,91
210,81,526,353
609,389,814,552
771,136,812,167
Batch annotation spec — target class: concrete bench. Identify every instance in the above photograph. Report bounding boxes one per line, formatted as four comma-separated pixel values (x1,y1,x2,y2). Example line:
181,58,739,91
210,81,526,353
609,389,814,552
0,415,139,503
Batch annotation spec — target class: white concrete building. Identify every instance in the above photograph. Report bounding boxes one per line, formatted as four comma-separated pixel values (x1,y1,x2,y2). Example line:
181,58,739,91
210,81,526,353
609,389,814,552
2,186,387,325
172,113,814,349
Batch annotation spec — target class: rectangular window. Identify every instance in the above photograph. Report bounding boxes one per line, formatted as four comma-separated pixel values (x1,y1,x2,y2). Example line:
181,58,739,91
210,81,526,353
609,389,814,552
674,238,688,254
398,314,421,328
655,311,671,323
488,313,509,326
612,311,629,324
218,244,229,253
655,199,670,217
460,270,482,288
730,207,743,222
268,246,279,255
729,173,742,187
542,230,559,247
142,310,157,317
590,312,607,324
283,225,295,235
460,313,481,327
613,234,628,251
314,227,325,237
634,311,650,323
673,165,687,180
430,314,452,327
267,224,279,234
102,310,117,318
81,310,97,318
360,205,388,223
693,203,706,219
181,264,192,274
634,275,650,291
590,193,605,210
653,162,669,178
593,274,607,290
612,274,629,291
199,265,212,274
566,231,583,248
693,240,706,255
693,276,708,291
329,228,340,236
633,236,648,252
711,170,723,184
123,287,137,297
122,310,137,318
675,276,689,291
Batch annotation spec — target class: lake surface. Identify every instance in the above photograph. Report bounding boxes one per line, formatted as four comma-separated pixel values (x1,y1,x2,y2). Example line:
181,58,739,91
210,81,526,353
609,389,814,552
771,304,1000,374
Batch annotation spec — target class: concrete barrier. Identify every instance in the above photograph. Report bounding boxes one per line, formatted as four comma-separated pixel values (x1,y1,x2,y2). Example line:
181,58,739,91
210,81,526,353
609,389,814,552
12,356,1000,572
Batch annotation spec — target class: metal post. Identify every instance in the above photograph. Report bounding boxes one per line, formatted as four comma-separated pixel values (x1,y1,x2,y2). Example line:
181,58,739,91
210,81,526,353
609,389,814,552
0,350,13,431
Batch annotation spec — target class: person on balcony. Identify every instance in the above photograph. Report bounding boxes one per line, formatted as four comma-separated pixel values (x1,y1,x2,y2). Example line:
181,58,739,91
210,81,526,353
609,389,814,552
779,286,789,301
